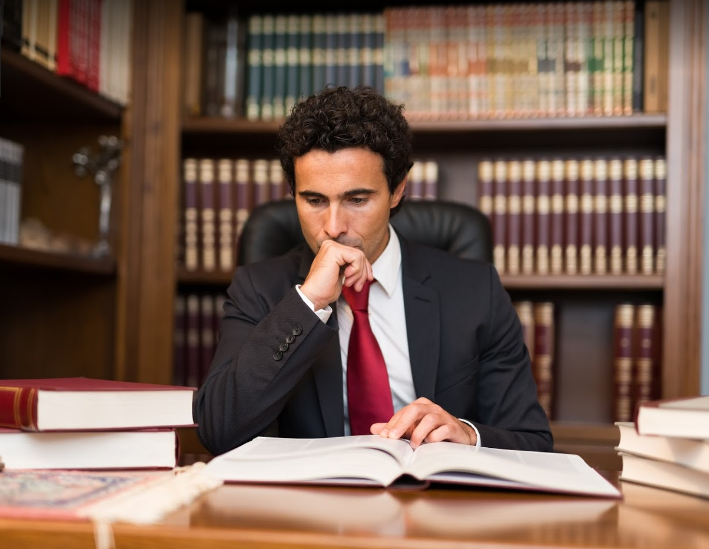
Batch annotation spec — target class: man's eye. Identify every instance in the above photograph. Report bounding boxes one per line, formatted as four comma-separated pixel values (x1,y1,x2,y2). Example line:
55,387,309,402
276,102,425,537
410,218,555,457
307,198,322,206
349,197,367,205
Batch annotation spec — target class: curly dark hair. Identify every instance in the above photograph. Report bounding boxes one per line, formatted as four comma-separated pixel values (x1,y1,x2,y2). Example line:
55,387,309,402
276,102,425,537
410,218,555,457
276,86,413,215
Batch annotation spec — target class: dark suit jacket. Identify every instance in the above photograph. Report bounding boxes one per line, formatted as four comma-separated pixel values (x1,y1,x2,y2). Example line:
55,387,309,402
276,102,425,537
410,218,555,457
193,236,553,456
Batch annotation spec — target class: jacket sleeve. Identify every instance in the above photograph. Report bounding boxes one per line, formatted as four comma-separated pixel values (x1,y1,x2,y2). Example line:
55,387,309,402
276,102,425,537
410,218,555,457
192,265,337,455
469,264,554,452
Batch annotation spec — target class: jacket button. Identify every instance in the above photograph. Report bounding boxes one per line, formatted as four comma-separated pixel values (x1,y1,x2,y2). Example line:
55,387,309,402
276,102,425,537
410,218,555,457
273,351,283,361
285,334,295,344
279,342,289,352
292,325,303,336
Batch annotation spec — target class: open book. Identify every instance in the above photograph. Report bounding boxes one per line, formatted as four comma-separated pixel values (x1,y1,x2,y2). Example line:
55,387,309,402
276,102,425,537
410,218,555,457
204,435,621,498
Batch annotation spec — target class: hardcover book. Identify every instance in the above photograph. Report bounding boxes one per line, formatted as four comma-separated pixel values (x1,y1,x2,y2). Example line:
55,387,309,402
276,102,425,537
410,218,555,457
203,435,621,498
635,396,709,439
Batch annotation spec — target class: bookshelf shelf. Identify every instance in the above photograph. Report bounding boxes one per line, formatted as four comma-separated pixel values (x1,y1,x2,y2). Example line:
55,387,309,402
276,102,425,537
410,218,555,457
0,48,124,121
177,269,233,285
182,114,667,135
500,275,664,290
551,422,620,444
0,243,116,275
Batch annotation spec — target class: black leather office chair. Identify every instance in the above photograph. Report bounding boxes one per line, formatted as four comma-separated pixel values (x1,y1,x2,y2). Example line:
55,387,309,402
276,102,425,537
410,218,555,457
236,199,492,266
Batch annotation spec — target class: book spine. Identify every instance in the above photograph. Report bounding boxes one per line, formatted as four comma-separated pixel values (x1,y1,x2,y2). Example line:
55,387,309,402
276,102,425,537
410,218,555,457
423,160,439,201
183,12,205,117
622,0,635,114
336,13,349,87
311,14,326,93
533,301,554,419
221,8,240,118
260,15,275,121
608,157,624,275
613,303,635,422
324,14,337,87
360,13,375,88
199,159,217,272
183,158,199,272
408,161,424,201
623,157,639,274
579,158,594,275
639,156,656,275
654,156,666,274
234,159,251,244
252,159,270,207
506,160,522,276
245,15,263,121
217,159,234,272
478,159,494,222
0,386,39,430
564,159,579,275
521,159,536,275
272,14,287,120
632,0,644,111
203,21,220,117
373,12,385,94
185,294,201,388
493,159,508,274
535,159,551,275
348,13,361,88
513,300,535,361
549,158,565,275
285,14,300,115
643,1,660,113
298,15,312,100
634,304,659,409
269,159,285,201
200,295,215,386
593,157,608,275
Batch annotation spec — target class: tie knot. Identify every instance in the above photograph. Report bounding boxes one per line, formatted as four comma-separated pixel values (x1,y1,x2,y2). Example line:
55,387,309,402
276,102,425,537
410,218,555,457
341,279,373,312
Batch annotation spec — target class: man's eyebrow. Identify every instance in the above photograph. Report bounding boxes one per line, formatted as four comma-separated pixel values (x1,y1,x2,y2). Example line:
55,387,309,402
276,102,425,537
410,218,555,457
298,189,378,198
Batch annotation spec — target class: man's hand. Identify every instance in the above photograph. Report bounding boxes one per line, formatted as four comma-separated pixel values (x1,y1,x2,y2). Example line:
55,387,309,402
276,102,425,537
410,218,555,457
300,240,373,310
370,397,477,449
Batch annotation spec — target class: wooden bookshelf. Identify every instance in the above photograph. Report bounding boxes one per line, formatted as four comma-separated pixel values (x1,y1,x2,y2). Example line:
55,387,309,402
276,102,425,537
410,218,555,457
0,243,115,275
177,269,232,286
0,48,124,122
500,275,664,290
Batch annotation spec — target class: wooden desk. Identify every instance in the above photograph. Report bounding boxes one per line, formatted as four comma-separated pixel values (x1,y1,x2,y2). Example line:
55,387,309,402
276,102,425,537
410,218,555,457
1,474,708,549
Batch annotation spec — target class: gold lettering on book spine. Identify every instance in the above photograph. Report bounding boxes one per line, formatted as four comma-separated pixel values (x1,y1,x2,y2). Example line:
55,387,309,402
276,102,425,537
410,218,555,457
609,158,623,274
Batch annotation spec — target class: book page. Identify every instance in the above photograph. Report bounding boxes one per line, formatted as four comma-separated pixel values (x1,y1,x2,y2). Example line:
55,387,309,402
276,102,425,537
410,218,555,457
658,396,709,411
405,442,621,498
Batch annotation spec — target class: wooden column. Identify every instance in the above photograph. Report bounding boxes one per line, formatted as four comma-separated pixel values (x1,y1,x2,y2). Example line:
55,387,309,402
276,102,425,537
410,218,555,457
664,0,706,396
115,0,183,383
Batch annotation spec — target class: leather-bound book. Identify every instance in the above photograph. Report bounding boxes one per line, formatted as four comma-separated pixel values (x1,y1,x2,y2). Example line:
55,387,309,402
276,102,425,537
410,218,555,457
234,159,252,243
217,159,234,273
638,156,656,275
252,159,270,207
533,302,555,419
579,158,594,275
550,158,565,275
535,159,552,275
285,14,301,115
423,161,439,201
199,159,217,273
260,15,275,121
623,157,639,275
311,14,327,93
613,303,635,422
298,14,313,99
622,0,636,115
245,15,264,120
272,15,287,119
521,159,536,274
654,156,666,274
593,158,608,275
183,158,199,272
608,156,624,275
493,159,508,274
269,159,285,201
634,304,660,409
409,161,424,201
564,159,580,275
506,160,522,275
200,295,215,386
513,301,535,362
477,159,494,221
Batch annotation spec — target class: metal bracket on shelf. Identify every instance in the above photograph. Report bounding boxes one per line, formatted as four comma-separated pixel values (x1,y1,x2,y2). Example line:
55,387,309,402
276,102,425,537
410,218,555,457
72,135,124,257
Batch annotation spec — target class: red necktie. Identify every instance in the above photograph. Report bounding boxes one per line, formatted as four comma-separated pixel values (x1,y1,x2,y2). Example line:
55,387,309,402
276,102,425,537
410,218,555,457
341,279,394,435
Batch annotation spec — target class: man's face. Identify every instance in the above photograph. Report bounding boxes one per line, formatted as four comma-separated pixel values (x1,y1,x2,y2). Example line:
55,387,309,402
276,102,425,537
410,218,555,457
294,148,406,264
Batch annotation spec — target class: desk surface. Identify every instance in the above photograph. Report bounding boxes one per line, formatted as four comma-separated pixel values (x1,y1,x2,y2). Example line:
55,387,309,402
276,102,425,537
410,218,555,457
1,473,708,549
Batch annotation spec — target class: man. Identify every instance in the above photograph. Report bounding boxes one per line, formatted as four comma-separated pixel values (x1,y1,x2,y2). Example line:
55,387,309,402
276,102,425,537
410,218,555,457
193,86,553,456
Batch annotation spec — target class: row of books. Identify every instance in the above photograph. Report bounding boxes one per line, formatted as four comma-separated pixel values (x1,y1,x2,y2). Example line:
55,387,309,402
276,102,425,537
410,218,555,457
0,377,194,470
618,395,709,499
2,0,133,105
0,137,24,246
479,155,666,277
179,157,440,274
173,292,225,389
182,1,668,121
514,301,662,421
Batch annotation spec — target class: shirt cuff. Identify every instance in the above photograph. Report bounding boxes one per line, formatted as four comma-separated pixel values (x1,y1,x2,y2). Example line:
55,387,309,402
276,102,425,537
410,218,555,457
458,418,482,448
296,284,332,323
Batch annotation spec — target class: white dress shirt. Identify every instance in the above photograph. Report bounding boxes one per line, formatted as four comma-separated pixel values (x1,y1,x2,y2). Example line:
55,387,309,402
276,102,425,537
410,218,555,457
296,226,481,445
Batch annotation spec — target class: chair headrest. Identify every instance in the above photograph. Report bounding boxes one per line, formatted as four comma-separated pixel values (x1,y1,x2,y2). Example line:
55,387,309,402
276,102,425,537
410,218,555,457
237,200,492,266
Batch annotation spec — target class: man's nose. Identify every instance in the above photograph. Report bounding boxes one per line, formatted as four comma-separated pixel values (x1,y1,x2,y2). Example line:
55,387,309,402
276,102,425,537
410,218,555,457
323,204,347,238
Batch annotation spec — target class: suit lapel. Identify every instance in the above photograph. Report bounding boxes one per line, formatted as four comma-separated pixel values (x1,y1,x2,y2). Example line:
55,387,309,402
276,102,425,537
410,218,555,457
400,238,440,400
296,246,344,437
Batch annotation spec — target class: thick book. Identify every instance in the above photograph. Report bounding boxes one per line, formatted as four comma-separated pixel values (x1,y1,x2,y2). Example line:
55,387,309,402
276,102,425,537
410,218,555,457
204,435,621,498
0,378,195,431
635,396,709,439
0,427,178,470
619,452,709,499
616,422,709,474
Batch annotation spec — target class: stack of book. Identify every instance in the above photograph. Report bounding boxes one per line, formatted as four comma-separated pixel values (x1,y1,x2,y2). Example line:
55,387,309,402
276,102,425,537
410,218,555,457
616,395,709,498
0,377,195,470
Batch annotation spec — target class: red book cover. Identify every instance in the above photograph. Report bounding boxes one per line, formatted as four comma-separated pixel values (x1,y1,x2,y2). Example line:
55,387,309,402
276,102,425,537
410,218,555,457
492,159,508,274
506,160,522,275
217,159,235,273
623,157,639,275
607,157,624,275
409,161,425,201
549,158,565,275
613,303,635,422
253,159,270,207
654,156,666,274
56,0,73,76
579,158,594,275
533,302,554,419
638,156,656,275
593,158,608,275
521,159,536,275
270,159,285,201
234,158,252,243
199,159,217,273
564,159,580,275
633,304,660,409
183,158,199,272
535,159,551,275
0,378,195,431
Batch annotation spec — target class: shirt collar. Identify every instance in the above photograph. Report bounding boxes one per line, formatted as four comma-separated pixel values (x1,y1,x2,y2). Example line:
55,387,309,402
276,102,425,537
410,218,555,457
372,225,401,298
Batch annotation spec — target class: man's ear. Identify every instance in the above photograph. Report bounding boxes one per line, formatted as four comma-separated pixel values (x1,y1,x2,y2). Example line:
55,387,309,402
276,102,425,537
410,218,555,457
390,178,407,208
